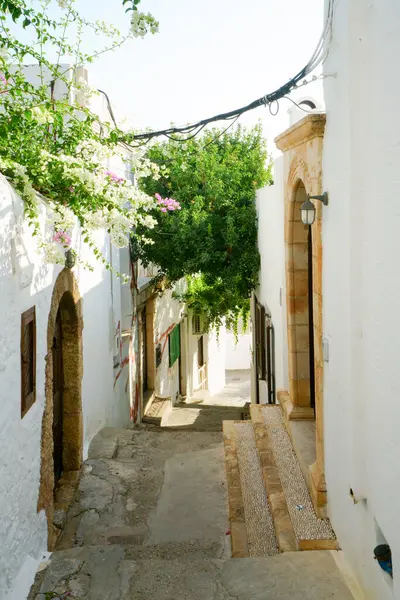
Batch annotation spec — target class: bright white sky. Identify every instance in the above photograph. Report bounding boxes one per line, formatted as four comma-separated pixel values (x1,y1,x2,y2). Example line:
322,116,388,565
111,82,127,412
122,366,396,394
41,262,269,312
71,0,324,149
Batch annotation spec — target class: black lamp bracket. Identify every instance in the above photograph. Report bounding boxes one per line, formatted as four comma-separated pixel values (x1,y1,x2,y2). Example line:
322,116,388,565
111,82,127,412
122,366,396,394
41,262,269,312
308,192,329,206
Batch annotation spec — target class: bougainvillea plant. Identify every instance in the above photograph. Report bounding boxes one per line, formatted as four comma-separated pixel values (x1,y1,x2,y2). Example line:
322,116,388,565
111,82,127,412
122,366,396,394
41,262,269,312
136,125,272,330
0,0,163,275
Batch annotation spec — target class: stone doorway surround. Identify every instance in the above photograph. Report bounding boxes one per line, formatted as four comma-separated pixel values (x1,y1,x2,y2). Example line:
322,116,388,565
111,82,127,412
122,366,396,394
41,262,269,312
275,114,327,513
37,268,83,550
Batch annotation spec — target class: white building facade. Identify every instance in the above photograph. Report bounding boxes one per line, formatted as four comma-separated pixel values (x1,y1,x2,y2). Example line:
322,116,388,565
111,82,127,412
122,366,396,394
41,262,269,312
0,176,131,600
253,1,400,598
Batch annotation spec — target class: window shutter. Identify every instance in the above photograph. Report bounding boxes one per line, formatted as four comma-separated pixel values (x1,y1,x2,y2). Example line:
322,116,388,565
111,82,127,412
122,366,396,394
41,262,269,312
169,324,181,367
21,307,36,417
255,302,266,380
192,314,202,335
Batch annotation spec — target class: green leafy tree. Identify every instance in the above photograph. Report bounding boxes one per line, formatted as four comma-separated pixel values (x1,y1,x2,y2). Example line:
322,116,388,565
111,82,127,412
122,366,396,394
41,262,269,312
136,124,273,330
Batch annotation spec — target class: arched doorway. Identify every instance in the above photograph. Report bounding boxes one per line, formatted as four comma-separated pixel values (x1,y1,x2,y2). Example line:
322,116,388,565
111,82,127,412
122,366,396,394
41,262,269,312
287,180,315,414
37,269,83,549
276,117,327,513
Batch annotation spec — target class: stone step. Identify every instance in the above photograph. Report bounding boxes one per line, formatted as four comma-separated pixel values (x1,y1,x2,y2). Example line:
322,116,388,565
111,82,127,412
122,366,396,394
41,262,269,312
222,420,279,558
142,395,172,425
30,547,355,600
252,404,338,551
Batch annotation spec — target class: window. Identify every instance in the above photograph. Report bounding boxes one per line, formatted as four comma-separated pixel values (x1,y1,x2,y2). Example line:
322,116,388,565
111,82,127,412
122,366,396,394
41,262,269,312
21,306,36,417
192,313,203,335
169,324,181,367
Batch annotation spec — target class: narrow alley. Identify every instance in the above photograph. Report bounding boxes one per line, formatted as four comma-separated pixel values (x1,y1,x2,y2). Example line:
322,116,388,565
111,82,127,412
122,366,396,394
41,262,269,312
30,374,355,600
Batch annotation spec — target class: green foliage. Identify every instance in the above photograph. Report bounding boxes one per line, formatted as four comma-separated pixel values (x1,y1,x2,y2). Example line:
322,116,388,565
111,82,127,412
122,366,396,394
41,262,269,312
0,0,159,272
137,125,273,329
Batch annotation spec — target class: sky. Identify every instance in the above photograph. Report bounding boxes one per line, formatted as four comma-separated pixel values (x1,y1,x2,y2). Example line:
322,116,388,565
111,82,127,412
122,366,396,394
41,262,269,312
31,0,325,151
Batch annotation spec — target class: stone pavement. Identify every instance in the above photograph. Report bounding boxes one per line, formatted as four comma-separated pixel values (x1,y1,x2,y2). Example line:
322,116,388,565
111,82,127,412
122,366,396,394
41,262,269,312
30,373,355,600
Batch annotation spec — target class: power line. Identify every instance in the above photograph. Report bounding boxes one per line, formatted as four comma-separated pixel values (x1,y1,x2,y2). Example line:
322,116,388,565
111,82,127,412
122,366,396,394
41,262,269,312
119,0,335,144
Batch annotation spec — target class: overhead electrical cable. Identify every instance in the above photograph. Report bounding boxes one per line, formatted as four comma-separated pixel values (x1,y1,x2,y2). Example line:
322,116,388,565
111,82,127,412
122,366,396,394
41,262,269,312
106,0,335,145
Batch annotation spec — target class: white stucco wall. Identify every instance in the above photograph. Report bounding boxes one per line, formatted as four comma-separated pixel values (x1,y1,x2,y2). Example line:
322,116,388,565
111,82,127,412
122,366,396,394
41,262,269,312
154,287,183,403
0,177,130,600
225,319,251,371
322,1,400,598
185,319,226,398
255,157,288,394
206,327,226,396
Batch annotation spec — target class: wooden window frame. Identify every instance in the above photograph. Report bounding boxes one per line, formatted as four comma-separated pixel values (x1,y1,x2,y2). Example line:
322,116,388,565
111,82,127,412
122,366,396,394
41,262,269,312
21,306,36,418
169,324,181,368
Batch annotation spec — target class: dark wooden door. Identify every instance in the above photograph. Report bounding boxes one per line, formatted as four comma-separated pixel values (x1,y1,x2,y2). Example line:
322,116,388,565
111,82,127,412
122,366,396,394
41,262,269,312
197,335,204,368
308,226,316,410
52,310,64,485
141,308,148,396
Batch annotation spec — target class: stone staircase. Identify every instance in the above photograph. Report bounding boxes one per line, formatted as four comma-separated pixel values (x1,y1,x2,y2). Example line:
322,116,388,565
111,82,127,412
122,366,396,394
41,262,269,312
223,404,337,558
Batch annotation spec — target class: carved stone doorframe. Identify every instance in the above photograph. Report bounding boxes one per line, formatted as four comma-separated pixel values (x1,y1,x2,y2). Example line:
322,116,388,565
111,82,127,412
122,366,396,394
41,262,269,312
275,114,327,511
37,268,83,549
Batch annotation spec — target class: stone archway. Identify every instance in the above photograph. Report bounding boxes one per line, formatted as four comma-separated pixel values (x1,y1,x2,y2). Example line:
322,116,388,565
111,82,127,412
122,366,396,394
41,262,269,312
286,179,315,416
275,114,326,513
37,269,83,549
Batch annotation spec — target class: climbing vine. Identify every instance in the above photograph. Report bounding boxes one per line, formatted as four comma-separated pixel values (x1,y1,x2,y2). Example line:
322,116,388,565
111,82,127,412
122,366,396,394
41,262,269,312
136,125,273,329
0,0,161,273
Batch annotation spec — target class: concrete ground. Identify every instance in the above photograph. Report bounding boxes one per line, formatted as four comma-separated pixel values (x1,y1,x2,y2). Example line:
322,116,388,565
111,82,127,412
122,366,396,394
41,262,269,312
164,370,251,431
30,372,355,600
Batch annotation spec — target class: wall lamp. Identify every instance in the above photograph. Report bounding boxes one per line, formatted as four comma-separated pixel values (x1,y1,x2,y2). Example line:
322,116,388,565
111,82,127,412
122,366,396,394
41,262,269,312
301,192,329,225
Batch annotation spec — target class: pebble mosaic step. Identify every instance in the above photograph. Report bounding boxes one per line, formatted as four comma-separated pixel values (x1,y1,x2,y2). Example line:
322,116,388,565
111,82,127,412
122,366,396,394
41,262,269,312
223,420,279,558
258,404,337,551
142,396,172,425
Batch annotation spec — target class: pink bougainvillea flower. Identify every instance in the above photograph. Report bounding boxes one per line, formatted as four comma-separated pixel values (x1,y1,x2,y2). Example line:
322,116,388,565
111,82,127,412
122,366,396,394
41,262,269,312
0,73,9,94
105,170,125,184
53,231,72,247
155,193,181,212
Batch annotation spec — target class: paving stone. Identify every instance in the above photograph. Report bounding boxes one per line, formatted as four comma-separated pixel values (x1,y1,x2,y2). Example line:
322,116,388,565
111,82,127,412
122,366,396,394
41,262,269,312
88,428,119,459
221,552,355,599
230,522,249,558
76,509,100,545
38,557,83,596
78,473,113,511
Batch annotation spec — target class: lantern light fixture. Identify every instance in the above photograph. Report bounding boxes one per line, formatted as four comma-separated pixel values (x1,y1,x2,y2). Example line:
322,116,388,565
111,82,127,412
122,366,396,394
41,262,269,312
300,192,329,225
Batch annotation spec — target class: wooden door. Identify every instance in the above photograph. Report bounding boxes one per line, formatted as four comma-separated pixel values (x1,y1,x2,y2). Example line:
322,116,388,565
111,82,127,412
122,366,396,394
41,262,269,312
141,308,148,396
308,226,316,410
52,309,64,485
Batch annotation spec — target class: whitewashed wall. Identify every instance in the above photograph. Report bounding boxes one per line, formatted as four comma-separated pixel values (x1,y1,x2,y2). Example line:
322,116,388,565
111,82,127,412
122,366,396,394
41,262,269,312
255,157,288,396
225,320,251,371
322,1,400,598
206,327,226,396
154,287,183,404
185,320,226,398
0,177,129,600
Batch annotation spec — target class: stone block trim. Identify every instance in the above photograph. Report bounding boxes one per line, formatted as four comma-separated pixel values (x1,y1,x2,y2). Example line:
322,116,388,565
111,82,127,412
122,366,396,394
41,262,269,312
222,420,249,558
